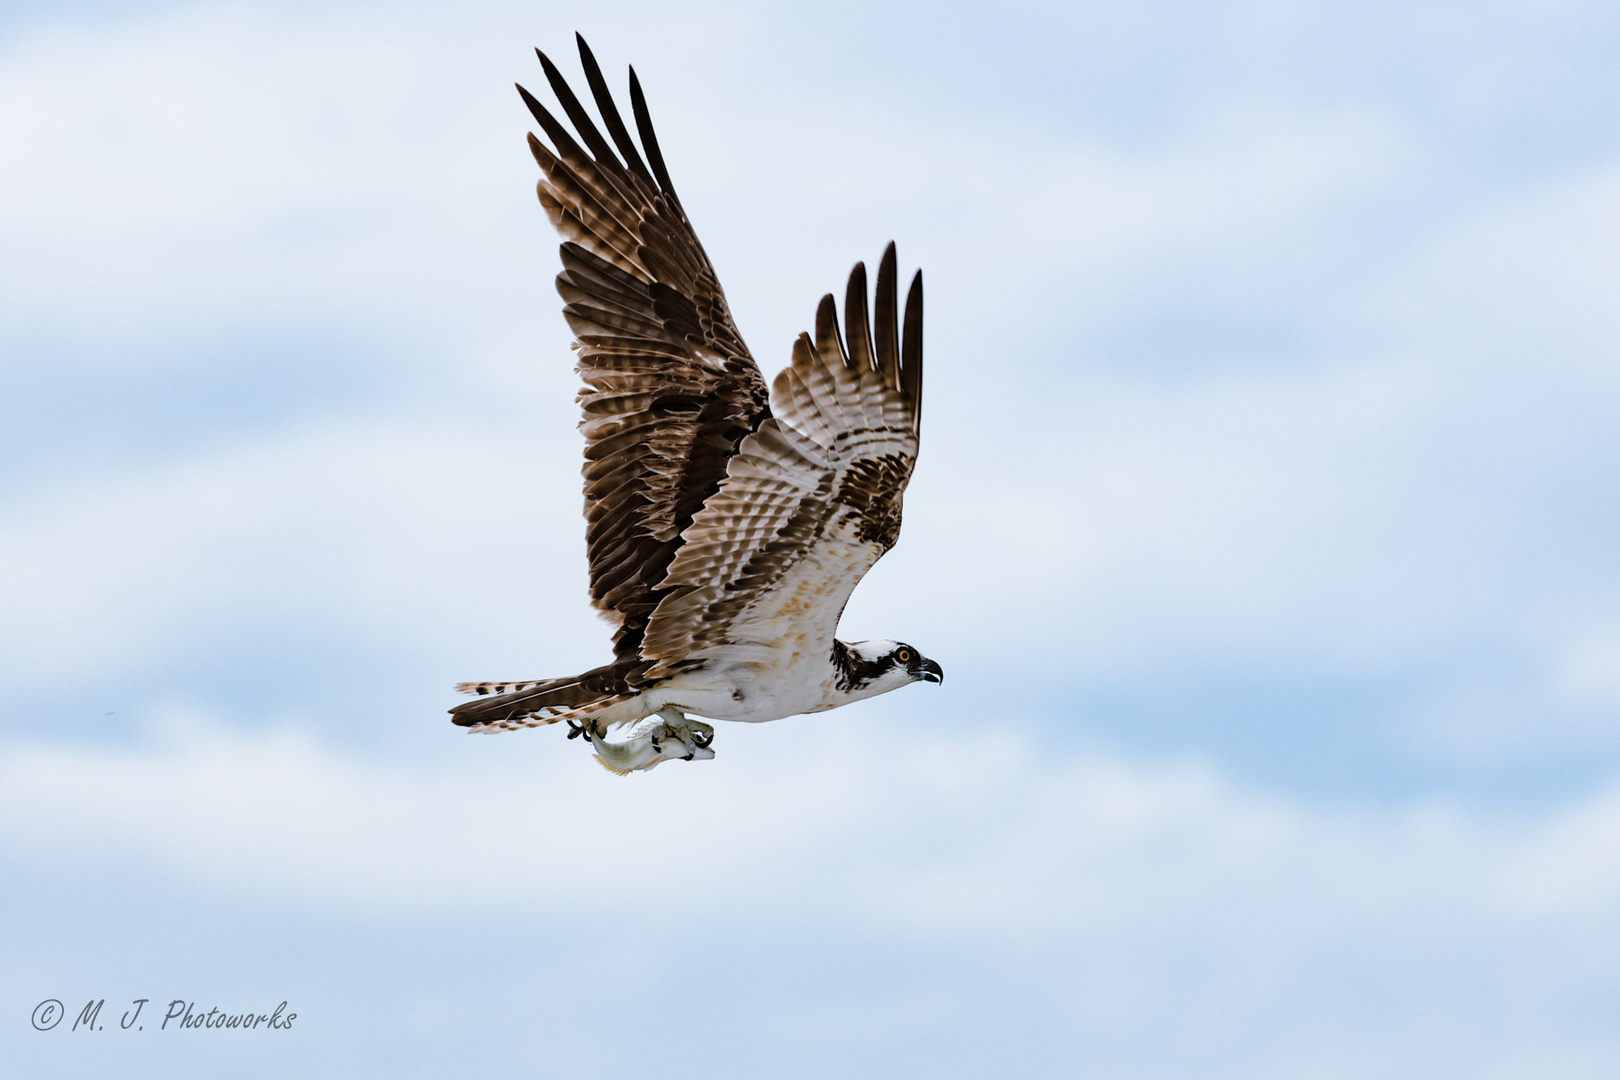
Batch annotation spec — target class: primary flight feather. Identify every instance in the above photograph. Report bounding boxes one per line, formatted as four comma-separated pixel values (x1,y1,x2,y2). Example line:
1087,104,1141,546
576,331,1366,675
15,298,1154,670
450,34,941,772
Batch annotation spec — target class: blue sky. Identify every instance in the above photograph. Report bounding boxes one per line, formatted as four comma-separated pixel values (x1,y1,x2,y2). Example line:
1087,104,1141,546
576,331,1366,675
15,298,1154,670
4,0,1620,1076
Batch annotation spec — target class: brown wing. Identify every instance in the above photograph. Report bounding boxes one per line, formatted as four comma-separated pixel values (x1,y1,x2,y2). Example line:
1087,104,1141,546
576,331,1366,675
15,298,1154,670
641,244,924,674
520,35,771,661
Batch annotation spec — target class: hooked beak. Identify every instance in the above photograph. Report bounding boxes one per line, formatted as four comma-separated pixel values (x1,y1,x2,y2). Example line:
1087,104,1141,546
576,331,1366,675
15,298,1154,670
918,657,943,685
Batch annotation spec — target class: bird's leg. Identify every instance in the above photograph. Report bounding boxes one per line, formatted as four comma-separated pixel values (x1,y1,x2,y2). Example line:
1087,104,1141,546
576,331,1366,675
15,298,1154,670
588,708,715,773
656,709,714,760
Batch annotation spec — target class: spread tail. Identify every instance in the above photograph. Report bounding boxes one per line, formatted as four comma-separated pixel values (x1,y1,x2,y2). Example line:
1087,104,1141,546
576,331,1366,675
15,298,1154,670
448,659,649,732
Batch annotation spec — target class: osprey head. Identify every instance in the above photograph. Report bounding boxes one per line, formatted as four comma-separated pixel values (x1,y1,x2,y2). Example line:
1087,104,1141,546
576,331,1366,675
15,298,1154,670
834,639,944,700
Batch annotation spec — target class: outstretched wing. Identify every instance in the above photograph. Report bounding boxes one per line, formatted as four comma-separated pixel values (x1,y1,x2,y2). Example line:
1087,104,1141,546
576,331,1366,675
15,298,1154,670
641,243,923,674
521,35,772,660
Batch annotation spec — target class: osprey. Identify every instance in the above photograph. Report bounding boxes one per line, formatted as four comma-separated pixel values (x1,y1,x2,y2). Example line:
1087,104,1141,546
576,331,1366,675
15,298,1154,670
450,35,942,772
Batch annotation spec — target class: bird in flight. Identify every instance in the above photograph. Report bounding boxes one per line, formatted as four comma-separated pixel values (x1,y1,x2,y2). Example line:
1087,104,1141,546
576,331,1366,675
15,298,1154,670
450,35,942,772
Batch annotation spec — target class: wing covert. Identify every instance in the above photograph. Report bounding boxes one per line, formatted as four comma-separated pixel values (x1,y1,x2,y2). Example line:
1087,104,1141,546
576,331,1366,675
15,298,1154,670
641,245,924,671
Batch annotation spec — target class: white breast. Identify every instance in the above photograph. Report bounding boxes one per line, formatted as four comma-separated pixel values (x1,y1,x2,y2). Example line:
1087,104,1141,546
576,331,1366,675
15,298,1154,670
646,535,880,723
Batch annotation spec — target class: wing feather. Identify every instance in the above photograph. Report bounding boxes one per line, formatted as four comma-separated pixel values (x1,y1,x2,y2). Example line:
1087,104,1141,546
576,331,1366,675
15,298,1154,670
641,249,924,671
521,38,770,658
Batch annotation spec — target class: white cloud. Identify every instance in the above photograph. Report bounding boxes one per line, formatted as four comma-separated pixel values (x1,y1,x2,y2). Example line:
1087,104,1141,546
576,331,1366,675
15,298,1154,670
0,1,1439,694
4,709,1620,1075
0,410,602,687
1379,161,1620,360
4,0,1617,749
0,3,586,349
1556,632,1620,708
5,708,1619,924
1,1,1619,723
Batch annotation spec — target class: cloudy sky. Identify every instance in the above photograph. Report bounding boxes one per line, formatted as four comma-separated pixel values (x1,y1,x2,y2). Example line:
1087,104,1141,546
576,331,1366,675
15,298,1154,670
4,0,1620,1075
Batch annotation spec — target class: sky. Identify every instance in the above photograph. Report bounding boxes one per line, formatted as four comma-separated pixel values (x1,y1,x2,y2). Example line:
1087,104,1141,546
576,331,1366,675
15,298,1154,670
4,0,1620,1075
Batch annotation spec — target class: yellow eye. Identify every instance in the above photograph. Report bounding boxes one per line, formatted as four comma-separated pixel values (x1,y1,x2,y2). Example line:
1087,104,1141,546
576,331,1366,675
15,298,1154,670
897,649,911,662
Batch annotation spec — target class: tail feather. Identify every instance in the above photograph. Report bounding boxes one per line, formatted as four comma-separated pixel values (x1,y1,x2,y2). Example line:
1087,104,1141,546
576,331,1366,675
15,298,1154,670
449,659,650,732
460,695,637,734
455,680,547,696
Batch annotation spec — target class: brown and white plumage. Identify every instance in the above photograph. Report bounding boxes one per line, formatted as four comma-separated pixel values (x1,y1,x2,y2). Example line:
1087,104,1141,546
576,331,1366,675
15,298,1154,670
450,35,941,770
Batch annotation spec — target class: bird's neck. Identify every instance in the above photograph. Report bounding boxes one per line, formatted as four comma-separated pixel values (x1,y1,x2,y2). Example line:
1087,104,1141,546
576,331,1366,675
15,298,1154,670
828,639,891,700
